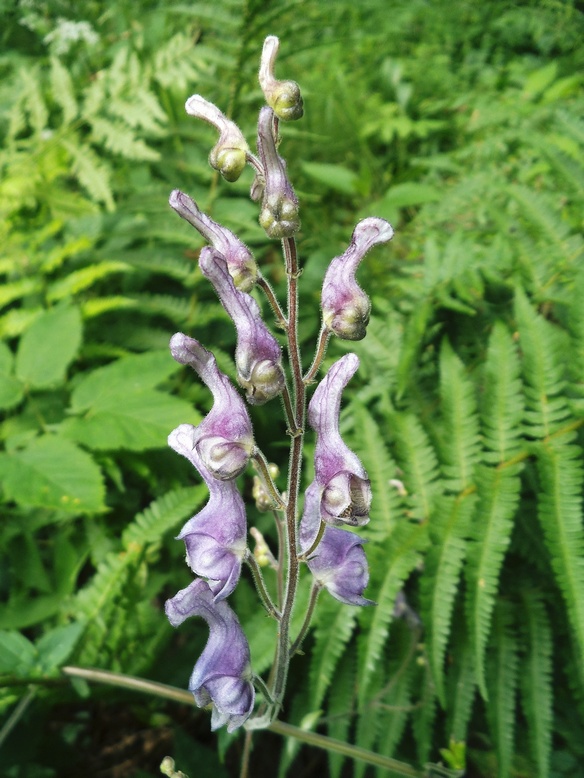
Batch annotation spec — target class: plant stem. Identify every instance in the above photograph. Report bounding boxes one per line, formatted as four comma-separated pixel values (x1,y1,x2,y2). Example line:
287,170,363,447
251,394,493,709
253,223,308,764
289,582,321,657
258,274,288,330
252,447,286,510
58,667,424,776
303,324,330,384
245,550,281,619
271,236,304,706
0,686,36,749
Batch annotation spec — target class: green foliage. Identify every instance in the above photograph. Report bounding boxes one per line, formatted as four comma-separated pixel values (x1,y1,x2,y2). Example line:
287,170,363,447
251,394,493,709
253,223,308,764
1,0,584,777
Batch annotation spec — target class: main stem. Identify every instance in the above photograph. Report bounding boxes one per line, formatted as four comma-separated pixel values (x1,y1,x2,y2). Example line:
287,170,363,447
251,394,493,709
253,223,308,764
271,236,304,705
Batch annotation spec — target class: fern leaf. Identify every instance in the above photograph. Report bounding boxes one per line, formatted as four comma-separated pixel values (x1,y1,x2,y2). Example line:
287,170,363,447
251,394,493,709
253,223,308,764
486,600,519,778
509,184,570,248
62,139,115,211
47,261,132,302
50,57,78,124
465,464,522,699
438,339,481,491
519,590,553,778
391,411,441,522
122,486,206,548
421,492,476,704
480,321,524,463
357,521,428,706
309,597,357,711
412,662,438,766
514,287,570,437
350,402,404,541
536,440,584,679
90,117,160,161
326,650,356,778
446,631,476,743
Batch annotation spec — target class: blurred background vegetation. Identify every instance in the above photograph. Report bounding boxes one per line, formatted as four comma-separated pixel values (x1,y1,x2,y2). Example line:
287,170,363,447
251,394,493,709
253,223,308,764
1,0,584,776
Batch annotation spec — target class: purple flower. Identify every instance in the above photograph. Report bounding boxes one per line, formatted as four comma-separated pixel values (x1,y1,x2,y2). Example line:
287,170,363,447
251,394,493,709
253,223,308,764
170,333,254,480
185,95,249,182
199,247,285,405
259,36,303,121
300,508,373,606
321,218,394,340
256,106,300,238
169,190,258,292
304,353,371,530
165,578,255,732
169,424,247,600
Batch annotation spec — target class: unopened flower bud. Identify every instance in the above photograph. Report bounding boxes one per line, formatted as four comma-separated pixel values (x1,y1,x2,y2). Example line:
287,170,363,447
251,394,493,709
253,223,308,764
256,107,300,239
199,248,285,404
250,527,273,567
321,218,394,340
185,95,249,182
169,190,257,292
259,36,303,121
170,333,254,479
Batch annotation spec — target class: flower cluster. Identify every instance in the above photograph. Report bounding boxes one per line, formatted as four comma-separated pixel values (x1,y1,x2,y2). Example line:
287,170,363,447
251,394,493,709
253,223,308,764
164,36,394,733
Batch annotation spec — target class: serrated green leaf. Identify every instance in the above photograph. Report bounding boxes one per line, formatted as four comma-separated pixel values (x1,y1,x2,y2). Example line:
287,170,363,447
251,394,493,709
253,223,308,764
62,389,197,451
36,622,85,673
0,435,105,514
15,305,82,389
0,631,37,676
0,341,24,410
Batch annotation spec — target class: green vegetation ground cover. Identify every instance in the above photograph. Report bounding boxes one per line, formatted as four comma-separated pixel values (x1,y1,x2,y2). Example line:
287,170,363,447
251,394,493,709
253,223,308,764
1,1,584,776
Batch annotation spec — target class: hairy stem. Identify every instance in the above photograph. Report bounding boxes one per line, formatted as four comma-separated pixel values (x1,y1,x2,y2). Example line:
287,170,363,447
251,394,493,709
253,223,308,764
257,274,288,329
303,324,330,384
289,582,321,657
245,550,281,619
252,447,286,510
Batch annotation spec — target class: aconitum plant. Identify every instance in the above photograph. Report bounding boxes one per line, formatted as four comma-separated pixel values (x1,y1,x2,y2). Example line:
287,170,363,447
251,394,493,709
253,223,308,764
165,36,394,733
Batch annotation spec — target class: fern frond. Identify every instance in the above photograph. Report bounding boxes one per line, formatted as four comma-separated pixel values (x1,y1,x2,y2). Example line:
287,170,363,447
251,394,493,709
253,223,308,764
391,411,441,522
519,590,553,778
446,631,476,743
90,117,161,161
514,287,570,438
480,321,524,463
350,402,404,541
62,139,115,211
465,464,522,699
486,600,519,778
536,440,584,680
412,662,438,766
326,650,356,778
47,261,132,303
438,339,481,492
509,184,570,249
421,492,476,704
357,521,428,706
308,597,358,712
49,57,78,125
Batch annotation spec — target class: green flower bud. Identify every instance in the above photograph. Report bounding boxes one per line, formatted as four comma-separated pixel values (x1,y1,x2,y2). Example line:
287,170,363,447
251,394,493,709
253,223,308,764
259,36,304,121
185,95,249,182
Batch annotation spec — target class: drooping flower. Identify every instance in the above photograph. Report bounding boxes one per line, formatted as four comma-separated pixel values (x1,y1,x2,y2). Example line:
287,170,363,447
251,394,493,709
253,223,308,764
170,333,254,480
256,106,300,239
304,353,371,530
321,218,394,340
169,189,257,292
185,95,249,182
259,36,303,121
300,519,373,607
165,578,255,732
199,247,285,405
169,424,247,600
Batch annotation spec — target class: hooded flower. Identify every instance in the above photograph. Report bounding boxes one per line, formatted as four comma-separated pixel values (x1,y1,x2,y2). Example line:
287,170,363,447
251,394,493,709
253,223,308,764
199,247,285,405
258,36,303,121
301,523,373,608
170,333,254,480
185,95,249,182
302,353,371,534
169,424,247,600
256,106,300,238
165,578,255,732
321,218,394,340
169,190,257,292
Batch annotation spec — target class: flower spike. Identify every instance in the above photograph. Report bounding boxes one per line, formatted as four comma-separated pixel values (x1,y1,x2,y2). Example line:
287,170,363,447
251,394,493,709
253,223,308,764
259,36,304,121
170,333,254,480
321,217,394,340
256,106,300,238
199,247,285,405
169,190,257,292
165,578,255,732
303,353,371,530
185,95,249,182
169,424,247,600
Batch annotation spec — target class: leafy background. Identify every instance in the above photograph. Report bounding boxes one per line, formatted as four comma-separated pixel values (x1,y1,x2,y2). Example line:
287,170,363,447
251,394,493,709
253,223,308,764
1,0,584,776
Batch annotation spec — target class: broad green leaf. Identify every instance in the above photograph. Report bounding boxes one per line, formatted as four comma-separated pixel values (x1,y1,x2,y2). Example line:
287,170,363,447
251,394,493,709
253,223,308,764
0,435,105,514
0,341,23,409
15,305,82,389
62,389,198,451
68,351,180,412
36,622,85,673
0,631,37,675
301,162,360,195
